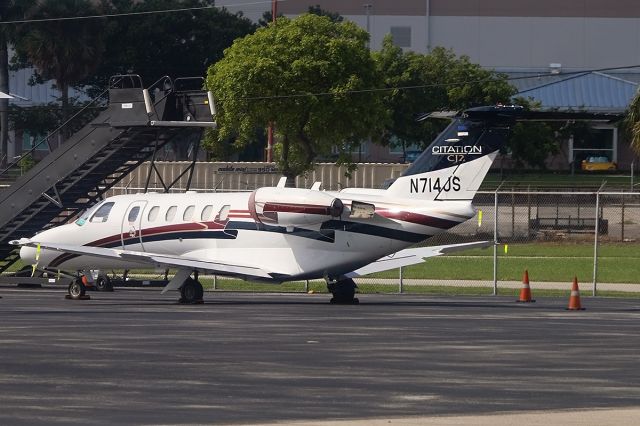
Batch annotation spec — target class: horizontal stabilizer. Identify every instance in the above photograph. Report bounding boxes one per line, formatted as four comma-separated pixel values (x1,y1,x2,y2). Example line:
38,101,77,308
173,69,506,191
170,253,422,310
345,241,492,278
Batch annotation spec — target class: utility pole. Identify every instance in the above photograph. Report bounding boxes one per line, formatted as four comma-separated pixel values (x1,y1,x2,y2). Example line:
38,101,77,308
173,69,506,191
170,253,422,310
364,4,372,49
361,4,373,163
266,0,278,163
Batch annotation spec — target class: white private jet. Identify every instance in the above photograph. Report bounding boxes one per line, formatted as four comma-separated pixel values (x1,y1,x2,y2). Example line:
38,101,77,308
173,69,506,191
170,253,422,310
12,105,521,303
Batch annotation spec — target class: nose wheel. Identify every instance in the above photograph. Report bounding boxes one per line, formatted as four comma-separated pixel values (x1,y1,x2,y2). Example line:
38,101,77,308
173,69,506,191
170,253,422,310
66,278,90,300
179,277,204,304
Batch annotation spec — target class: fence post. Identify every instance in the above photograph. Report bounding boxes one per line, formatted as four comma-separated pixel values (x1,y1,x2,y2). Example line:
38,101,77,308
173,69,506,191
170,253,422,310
304,279,309,293
399,266,404,294
511,191,515,238
213,274,217,290
621,192,625,242
592,187,603,296
493,185,502,296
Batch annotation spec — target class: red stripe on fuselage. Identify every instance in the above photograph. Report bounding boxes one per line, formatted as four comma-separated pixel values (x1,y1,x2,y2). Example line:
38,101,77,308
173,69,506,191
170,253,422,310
262,203,332,216
376,210,461,229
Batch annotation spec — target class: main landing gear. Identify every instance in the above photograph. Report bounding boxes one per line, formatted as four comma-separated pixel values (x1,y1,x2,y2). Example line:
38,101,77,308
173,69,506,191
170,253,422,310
179,276,204,304
326,278,359,304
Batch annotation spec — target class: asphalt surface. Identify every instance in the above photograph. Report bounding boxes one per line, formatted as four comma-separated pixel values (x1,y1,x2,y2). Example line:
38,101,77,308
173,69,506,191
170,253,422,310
1,287,639,425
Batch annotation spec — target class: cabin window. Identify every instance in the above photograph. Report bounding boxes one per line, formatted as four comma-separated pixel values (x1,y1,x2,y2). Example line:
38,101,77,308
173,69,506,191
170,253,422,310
183,205,195,221
201,205,213,221
90,202,115,223
127,206,140,223
165,206,177,221
75,202,102,226
148,206,159,222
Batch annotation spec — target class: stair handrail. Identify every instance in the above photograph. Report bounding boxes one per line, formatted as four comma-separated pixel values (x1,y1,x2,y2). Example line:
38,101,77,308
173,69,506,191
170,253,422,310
0,74,138,179
144,75,174,108
0,87,112,178
109,74,144,89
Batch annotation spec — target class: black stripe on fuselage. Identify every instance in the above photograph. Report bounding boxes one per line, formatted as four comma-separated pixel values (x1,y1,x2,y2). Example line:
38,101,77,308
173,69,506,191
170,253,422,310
320,220,426,243
48,220,427,268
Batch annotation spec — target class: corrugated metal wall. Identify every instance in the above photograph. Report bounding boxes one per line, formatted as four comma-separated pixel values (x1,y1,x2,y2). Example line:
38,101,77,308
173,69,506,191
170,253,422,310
108,162,409,195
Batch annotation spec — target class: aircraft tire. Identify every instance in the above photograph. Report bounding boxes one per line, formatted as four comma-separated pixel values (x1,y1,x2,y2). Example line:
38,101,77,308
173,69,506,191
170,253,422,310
180,278,204,304
68,279,86,299
328,278,358,304
95,275,113,292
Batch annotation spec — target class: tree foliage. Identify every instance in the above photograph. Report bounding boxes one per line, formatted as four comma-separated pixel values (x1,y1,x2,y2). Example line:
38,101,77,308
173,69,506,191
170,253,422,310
507,98,558,169
91,0,256,89
12,0,105,113
625,90,640,155
374,35,515,153
0,1,37,164
259,4,342,27
307,5,343,23
207,14,387,179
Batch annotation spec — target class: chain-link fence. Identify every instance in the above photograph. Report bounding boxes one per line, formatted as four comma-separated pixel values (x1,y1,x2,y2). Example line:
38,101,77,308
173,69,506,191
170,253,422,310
350,190,640,297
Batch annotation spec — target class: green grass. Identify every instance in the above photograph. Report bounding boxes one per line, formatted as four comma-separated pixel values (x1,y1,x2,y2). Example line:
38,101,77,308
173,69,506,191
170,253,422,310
480,172,636,190
372,256,640,283
443,242,640,258
370,243,640,283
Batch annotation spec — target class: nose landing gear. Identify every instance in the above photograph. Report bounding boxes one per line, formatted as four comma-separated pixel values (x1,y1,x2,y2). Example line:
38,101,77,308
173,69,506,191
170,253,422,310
66,278,91,300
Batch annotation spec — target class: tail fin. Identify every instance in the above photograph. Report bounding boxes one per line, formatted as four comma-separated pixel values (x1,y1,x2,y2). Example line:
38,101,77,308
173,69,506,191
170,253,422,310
386,105,521,201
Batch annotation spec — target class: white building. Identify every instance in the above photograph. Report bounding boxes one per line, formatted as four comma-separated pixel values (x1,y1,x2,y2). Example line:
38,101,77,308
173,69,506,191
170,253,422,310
225,0,640,169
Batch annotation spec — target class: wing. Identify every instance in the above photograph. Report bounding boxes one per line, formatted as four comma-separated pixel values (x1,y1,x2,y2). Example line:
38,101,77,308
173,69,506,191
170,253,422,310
345,241,492,278
11,239,274,280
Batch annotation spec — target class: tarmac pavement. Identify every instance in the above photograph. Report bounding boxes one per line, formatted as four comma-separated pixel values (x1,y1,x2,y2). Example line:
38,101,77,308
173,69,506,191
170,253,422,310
0,287,639,425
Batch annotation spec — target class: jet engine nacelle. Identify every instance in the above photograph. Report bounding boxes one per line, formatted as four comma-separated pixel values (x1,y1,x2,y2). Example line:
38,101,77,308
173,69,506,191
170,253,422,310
249,187,344,227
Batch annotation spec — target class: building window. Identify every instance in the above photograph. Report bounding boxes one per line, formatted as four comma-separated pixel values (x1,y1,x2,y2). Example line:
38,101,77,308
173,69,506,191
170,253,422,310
22,131,49,151
571,126,617,165
390,26,411,48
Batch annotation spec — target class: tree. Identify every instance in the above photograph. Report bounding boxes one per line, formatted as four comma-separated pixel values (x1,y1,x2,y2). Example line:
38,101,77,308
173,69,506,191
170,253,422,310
12,0,105,126
507,98,558,169
374,36,515,154
625,90,640,155
91,0,256,89
308,5,343,23
207,14,388,181
0,0,36,166
259,4,342,27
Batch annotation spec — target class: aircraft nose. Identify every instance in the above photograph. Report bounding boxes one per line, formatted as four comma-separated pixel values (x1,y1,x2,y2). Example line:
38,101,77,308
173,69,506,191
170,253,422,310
20,245,37,265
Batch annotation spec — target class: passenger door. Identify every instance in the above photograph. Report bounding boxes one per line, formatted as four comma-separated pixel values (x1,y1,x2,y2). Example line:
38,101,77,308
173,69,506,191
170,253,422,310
121,201,147,250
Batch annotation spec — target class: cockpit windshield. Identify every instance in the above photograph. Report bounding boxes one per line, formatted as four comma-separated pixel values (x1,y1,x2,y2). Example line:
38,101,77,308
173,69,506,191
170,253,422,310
75,201,115,226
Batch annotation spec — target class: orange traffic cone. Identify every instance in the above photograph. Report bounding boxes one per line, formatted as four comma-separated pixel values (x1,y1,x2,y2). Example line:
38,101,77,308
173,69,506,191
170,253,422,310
516,270,535,302
566,276,585,310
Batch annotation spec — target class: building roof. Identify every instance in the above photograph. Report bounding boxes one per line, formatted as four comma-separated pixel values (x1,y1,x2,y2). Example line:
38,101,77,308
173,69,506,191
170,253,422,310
513,71,639,113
